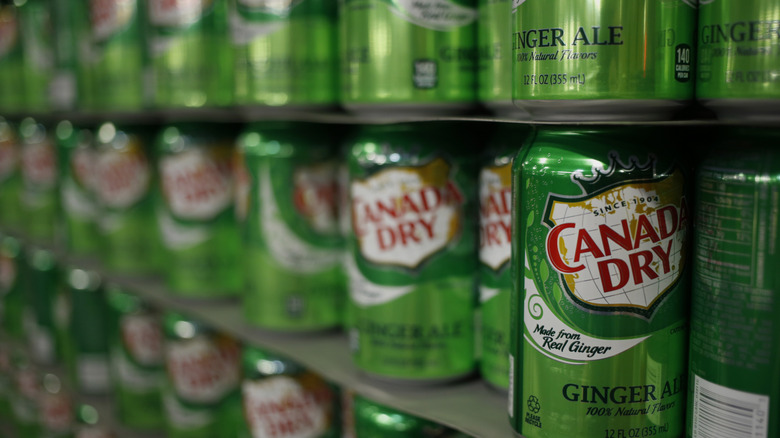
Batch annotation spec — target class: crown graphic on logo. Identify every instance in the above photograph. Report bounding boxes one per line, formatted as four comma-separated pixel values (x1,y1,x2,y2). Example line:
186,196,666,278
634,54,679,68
570,151,658,196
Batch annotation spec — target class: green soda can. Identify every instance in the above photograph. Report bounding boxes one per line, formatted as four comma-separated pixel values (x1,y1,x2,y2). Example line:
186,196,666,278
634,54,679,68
477,0,526,118
348,123,478,382
240,346,338,438
38,373,75,438
10,350,40,437
64,268,111,395
0,3,25,113
231,0,337,108
57,121,100,256
84,0,147,111
510,127,690,437
17,0,54,112
0,233,24,340
19,117,58,242
0,117,23,231
697,1,780,120
478,125,527,391
352,395,468,437
512,0,696,120
24,247,60,366
162,313,241,438
687,129,780,438
147,0,232,108
340,0,478,115
239,122,344,331
107,285,165,430
94,122,162,274
155,124,242,298
49,0,77,110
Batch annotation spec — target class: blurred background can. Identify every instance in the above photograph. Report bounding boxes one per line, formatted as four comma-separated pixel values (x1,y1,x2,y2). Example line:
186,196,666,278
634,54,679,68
352,394,469,437
339,0,478,116
0,2,25,113
24,246,60,366
0,117,23,231
17,0,54,113
231,0,338,108
347,122,478,383
147,0,233,108
19,117,58,242
687,128,780,438
155,123,241,299
239,122,344,331
697,0,780,120
57,120,100,256
94,122,162,274
512,0,696,120
0,233,24,341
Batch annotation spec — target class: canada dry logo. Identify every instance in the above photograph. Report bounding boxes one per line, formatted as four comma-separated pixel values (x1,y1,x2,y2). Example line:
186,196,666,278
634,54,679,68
479,162,512,271
242,376,331,438
149,0,210,28
352,158,464,270
121,314,163,367
542,152,688,318
95,144,150,209
166,335,240,403
21,142,57,189
160,148,234,221
292,163,339,235
90,0,136,43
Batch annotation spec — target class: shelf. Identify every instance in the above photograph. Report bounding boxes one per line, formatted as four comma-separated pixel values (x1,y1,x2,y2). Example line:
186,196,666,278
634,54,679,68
63,255,512,438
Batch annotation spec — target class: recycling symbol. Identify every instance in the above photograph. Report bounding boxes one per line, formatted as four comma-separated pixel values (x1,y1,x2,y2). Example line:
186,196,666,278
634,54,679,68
527,395,541,414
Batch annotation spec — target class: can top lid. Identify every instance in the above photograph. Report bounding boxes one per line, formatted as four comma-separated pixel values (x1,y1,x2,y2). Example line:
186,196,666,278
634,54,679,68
106,285,146,314
163,312,211,339
19,117,47,144
243,345,303,377
28,247,56,271
67,268,101,291
77,404,100,425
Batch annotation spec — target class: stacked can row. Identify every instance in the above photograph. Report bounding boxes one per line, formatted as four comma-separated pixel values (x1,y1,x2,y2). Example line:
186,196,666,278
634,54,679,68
0,237,472,437
0,0,778,120
2,117,779,437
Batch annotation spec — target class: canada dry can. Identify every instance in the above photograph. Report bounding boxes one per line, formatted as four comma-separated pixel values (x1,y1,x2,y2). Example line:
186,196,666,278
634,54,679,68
231,0,337,107
10,350,40,437
19,117,58,242
687,128,780,438
57,121,100,256
239,122,344,331
0,234,24,340
510,127,690,438
352,395,468,437
94,122,162,274
64,268,111,395
0,3,25,113
49,0,77,111
107,285,165,430
17,0,54,112
147,0,232,108
162,312,241,438
478,125,528,391
155,124,242,298
24,247,60,366
38,372,75,438
84,0,147,111
240,346,338,438
0,117,22,231
348,123,478,382
339,0,478,115
477,0,525,117
697,0,780,120
512,0,696,121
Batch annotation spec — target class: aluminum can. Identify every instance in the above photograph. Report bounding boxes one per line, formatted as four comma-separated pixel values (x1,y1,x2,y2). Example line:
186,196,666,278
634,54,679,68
57,121,100,256
697,0,780,120
10,349,40,437
63,268,111,395
106,285,165,430
49,0,78,111
512,0,696,121
19,117,58,242
0,117,22,231
17,0,54,112
231,0,337,107
38,372,75,438
0,3,25,113
147,0,232,108
155,123,242,298
94,122,162,274
347,123,478,382
0,233,23,340
24,247,61,366
352,394,468,437
162,312,241,438
239,346,338,438
239,122,344,331
687,128,780,438
477,0,526,118
339,0,478,115
84,0,147,111
510,127,690,438
478,124,528,391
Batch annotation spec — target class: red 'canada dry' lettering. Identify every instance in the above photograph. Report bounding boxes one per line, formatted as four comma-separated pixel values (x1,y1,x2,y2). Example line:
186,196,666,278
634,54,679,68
480,186,512,249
